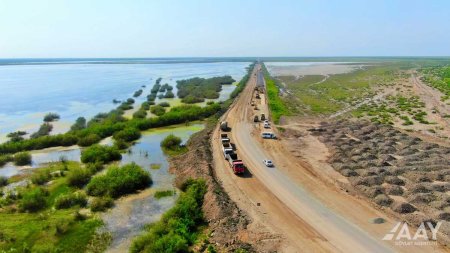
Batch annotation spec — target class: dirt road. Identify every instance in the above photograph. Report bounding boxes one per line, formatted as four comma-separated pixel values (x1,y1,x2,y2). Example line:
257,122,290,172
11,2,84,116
211,64,448,252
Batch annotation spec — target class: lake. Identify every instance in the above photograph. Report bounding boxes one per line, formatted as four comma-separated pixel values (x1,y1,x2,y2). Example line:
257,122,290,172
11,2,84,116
0,60,250,141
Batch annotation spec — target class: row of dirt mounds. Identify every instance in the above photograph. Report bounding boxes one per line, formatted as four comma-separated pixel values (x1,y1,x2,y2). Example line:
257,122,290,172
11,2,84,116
313,119,450,243
169,123,255,252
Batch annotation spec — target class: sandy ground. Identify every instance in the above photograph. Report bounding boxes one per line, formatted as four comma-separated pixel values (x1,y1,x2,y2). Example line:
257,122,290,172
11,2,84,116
408,71,450,142
211,64,449,252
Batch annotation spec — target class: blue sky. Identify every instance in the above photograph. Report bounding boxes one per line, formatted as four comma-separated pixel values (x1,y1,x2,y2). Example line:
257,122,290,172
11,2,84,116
0,0,449,58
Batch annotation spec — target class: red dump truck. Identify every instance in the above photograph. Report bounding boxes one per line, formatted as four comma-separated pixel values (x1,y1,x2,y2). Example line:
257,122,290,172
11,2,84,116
226,153,245,174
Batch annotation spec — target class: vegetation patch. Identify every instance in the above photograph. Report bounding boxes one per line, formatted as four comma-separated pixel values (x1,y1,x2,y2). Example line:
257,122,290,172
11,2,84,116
130,179,207,253
353,95,431,125
160,134,187,156
86,163,151,198
90,197,114,212
420,66,450,101
150,105,166,116
154,190,175,199
30,122,53,138
113,127,141,142
80,144,122,164
13,151,32,166
177,76,234,103
0,161,105,252
150,163,161,170
230,63,255,99
43,113,60,122
261,64,290,123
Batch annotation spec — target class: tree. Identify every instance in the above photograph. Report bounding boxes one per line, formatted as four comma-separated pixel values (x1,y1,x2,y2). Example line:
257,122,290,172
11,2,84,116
70,117,86,131
43,113,60,122
7,131,27,142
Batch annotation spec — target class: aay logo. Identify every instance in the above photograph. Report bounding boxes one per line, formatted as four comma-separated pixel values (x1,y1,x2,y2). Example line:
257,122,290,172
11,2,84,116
383,221,442,246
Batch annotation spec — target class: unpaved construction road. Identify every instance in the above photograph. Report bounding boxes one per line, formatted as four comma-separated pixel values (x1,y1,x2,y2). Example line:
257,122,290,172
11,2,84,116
211,64,448,252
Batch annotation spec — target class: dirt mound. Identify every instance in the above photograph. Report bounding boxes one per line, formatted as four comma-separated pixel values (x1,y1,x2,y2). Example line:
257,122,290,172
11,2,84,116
392,202,417,214
170,124,255,252
316,119,450,241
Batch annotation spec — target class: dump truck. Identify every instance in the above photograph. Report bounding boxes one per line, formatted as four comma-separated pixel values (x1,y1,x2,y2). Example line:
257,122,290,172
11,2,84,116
226,153,245,174
222,142,233,158
220,121,228,131
261,113,266,121
220,133,230,143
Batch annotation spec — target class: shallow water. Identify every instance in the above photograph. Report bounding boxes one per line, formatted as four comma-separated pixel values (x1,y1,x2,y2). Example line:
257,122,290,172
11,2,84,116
0,61,248,141
265,61,364,76
102,123,204,252
0,146,81,178
0,123,204,251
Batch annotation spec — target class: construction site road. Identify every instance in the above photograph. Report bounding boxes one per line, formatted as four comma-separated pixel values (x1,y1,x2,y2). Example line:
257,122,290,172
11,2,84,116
211,64,449,253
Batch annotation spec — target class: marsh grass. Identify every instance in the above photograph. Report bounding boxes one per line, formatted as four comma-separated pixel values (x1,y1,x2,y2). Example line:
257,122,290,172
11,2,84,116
154,190,175,199
150,163,162,170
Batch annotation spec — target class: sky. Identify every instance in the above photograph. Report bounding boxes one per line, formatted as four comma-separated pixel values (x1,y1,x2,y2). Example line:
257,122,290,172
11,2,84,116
0,0,449,58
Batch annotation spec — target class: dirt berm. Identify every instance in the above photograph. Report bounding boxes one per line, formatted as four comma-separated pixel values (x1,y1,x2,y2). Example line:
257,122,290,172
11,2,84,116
169,122,256,252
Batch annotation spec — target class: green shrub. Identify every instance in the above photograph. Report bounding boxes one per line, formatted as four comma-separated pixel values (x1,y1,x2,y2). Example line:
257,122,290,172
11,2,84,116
77,133,101,147
140,101,150,110
14,152,32,166
130,179,206,253
0,101,221,155
90,197,114,212
0,155,12,166
67,167,92,188
70,117,87,131
31,169,52,185
118,102,133,111
150,105,166,116
80,145,122,164
43,113,60,122
133,109,147,119
86,163,151,198
0,176,8,187
19,187,47,212
54,191,87,209
158,102,170,107
164,90,175,98
113,139,130,150
160,134,182,150
30,123,53,138
86,162,104,174
113,127,141,142
176,75,234,102
6,131,27,142
133,89,143,97
262,64,290,123
181,95,204,104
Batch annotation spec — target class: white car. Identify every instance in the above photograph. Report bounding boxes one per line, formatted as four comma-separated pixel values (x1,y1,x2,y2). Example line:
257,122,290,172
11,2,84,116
263,159,274,167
